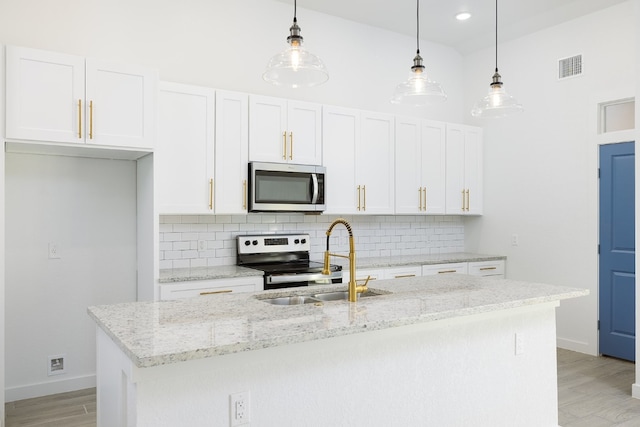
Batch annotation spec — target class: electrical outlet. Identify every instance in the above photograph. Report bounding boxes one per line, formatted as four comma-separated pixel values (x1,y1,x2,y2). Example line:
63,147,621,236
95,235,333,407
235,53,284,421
48,354,66,376
198,240,206,251
515,333,524,356
48,242,61,259
230,391,250,426
511,234,519,247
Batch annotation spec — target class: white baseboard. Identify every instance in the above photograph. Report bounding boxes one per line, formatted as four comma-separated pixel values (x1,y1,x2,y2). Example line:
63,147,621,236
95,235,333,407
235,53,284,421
5,374,95,402
556,337,596,356
632,383,640,400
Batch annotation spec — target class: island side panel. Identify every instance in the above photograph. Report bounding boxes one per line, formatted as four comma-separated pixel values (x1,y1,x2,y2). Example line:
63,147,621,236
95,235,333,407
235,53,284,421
110,302,560,427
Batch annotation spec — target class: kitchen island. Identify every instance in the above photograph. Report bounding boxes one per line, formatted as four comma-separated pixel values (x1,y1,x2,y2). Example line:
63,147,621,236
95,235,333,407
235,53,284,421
88,274,587,426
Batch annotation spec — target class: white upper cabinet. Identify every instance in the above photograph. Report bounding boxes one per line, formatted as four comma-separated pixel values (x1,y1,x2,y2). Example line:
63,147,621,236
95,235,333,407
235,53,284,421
249,95,322,165
5,46,156,149
323,107,394,215
395,117,446,214
322,106,359,214
215,90,249,214
358,112,395,214
445,124,483,215
156,82,214,214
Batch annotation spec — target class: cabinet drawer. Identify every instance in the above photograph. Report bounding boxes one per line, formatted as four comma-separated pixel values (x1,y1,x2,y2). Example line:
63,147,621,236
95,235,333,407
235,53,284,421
160,276,263,300
468,260,505,278
422,262,468,276
384,266,422,279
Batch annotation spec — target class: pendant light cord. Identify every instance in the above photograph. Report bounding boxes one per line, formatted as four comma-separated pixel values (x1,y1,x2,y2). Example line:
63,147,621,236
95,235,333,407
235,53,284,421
293,0,297,23
416,0,420,54
494,0,498,72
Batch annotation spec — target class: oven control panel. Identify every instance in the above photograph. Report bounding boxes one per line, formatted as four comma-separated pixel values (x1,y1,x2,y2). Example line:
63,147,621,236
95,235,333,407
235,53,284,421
237,234,312,254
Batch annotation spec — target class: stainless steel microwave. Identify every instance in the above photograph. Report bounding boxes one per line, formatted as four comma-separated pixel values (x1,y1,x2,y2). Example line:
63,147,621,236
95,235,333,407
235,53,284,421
248,162,326,213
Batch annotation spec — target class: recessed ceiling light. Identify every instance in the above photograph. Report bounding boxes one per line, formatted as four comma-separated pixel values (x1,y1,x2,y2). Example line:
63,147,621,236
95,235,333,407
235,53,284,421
455,12,472,21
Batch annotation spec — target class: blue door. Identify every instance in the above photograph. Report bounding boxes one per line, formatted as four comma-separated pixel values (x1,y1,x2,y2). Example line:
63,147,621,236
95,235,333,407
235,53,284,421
599,141,635,361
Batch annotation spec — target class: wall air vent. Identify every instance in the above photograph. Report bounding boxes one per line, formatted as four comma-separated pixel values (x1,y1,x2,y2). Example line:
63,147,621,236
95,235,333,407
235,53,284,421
558,54,583,79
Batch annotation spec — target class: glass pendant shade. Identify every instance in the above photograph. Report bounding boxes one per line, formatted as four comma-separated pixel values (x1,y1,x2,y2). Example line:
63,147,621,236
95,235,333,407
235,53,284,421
471,71,523,118
263,16,328,88
391,0,445,106
471,0,523,118
391,54,447,106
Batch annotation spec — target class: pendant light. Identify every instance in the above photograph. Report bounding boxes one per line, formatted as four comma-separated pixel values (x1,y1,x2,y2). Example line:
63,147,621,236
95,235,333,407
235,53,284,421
471,0,523,118
263,0,328,88
391,0,446,106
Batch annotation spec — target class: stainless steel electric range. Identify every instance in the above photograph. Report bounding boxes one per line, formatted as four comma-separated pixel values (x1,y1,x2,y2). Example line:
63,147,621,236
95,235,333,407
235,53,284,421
237,234,343,290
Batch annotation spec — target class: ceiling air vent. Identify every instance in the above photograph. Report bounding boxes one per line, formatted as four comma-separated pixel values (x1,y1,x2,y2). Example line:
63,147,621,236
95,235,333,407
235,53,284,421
558,54,583,79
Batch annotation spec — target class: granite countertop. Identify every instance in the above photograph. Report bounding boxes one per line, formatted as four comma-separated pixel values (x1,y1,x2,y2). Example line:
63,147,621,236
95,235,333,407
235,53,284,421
88,274,587,369
159,265,262,283
159,252,506,283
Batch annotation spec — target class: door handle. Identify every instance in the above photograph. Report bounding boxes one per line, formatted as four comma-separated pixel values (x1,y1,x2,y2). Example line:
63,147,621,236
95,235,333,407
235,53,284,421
289,132,293,160
282,131,287,159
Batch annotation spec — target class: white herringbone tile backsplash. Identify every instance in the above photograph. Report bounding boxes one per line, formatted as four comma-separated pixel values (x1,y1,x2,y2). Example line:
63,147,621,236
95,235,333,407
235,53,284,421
159,214,465,269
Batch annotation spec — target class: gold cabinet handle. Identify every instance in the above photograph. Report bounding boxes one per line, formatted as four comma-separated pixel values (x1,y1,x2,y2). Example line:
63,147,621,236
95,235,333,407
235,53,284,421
461,189,466,211
438,270,457,274
480,266,497,271
89,100,94,139
394,274,416,278
465,189,470,211
289,132,293,160
200,289,233,296
357,185,361,211
243,180,247,210
423,187,427,211
209,179,214,210
418,187,422,210
77,99,82,138
362,185,366,211
282,131,287,159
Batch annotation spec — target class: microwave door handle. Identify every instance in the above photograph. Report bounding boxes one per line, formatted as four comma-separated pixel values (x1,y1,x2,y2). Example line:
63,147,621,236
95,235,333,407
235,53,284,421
311,173,319,204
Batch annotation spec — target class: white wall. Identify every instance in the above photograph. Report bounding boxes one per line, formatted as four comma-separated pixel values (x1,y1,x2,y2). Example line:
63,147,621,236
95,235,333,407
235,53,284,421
4,154,138,401
464,1,637,356
0,44,5,425
0,0,464,124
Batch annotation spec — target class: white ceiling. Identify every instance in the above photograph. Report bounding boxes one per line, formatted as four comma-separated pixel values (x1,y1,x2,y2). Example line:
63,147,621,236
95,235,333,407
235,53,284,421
275,0,628,54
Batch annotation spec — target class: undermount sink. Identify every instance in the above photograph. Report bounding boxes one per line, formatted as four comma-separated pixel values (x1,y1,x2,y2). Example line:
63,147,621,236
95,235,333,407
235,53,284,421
260,295,323,306
259,288,391,305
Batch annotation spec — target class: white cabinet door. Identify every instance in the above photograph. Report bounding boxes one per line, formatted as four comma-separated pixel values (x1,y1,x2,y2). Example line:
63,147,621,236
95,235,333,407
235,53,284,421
249,95,287,162
156,82,214,214
322,106,359,214
421,120,446,214
6,46,85,143
422,262,469,276
287,100,322,164
215,91,249,214
85,58,156,149
395,117,422,214
6,46,156,149
395,118,446,214
357,112,395,214
445,124,483,215
249,95,321,164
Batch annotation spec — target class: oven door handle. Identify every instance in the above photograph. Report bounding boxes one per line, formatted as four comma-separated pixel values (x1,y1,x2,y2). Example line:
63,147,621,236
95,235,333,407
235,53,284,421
311,173,319,204
266,271,342,285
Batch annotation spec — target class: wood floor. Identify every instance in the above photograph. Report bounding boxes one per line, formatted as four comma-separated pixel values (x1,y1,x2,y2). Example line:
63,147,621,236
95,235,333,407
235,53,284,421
4,349,640,426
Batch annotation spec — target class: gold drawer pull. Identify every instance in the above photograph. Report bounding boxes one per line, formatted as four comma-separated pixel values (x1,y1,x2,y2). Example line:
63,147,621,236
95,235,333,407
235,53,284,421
200,290,233,296
77,99,82,138
394,274,416,278
480,266,497,271
438,270,457,274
